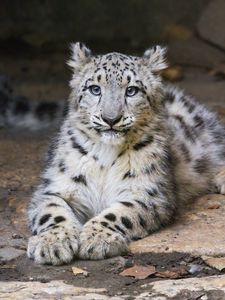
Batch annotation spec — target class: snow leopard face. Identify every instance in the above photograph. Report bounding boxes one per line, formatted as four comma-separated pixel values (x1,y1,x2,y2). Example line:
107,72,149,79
68,43,167,144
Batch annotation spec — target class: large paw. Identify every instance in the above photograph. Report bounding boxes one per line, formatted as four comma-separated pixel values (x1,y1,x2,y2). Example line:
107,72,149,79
215,168,225,194
79,220,128,260
27,225,80,265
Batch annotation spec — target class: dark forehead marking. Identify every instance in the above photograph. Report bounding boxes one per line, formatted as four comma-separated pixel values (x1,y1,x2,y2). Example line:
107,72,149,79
105,54,113,60
84,78,93,86
94,68,101,74
135,80,145,88
135,79,147,95
115,60,121,67
119,55,126,61
130,69,137,76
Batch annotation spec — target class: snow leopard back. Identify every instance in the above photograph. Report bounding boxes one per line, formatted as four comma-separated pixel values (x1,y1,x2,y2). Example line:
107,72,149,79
164,85,225,202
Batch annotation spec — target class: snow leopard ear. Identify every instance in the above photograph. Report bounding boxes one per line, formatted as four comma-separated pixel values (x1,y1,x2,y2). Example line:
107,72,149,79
67,42,92,70
143,46,168,72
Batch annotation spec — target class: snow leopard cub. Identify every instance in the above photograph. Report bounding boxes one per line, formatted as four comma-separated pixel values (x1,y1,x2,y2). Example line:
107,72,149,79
27,42,225,265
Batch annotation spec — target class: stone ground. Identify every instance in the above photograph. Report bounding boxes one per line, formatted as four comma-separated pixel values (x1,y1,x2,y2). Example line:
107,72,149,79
1,20,225,299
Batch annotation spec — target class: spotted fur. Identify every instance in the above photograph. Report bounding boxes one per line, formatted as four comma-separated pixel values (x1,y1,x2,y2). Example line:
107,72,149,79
27,42,225,265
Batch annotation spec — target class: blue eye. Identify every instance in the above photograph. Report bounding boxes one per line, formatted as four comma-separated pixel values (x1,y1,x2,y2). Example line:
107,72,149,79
89,85,101,96
126,86,139,97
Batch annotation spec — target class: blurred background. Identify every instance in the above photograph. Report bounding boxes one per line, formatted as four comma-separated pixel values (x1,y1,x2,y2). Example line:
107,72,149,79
0,0,225,105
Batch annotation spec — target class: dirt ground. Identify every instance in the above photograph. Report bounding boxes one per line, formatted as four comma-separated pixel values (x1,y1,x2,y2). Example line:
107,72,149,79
1,51,225,299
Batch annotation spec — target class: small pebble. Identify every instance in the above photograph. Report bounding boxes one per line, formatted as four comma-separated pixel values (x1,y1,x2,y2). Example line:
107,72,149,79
189,264,204,274
117,291,123,295
12,233,23,239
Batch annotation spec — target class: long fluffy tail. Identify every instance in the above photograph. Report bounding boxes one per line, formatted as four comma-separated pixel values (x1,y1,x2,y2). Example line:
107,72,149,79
0,75,65,130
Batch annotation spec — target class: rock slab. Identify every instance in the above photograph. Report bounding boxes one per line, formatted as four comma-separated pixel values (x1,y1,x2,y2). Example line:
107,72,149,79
142,275,225,299
0,247,25,262
1,276,225,299
0,281,108,300
130,194,225,257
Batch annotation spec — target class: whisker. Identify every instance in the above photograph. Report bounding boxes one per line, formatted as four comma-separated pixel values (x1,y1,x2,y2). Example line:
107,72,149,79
93,121,102,126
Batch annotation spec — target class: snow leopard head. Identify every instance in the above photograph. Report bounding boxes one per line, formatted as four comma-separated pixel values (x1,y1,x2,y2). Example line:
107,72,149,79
68,42,167,144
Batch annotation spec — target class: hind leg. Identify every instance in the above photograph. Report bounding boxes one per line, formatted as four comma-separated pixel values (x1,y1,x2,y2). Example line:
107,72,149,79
215,167,225,194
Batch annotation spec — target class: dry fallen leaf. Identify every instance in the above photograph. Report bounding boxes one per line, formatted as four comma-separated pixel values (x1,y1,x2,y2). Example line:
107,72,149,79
72,266,89,277
207,203,220,209
119,265,156,280
155,268,188,279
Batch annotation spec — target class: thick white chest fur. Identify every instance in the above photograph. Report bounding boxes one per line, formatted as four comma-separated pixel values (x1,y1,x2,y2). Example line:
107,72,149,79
44,125,164,219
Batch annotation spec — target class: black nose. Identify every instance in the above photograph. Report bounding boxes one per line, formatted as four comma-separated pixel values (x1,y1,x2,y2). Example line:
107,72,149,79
101,114,122,127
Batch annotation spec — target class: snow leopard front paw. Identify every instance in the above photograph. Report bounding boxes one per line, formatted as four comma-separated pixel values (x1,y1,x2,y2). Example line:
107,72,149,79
27,225,80,265
79,219,128,260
